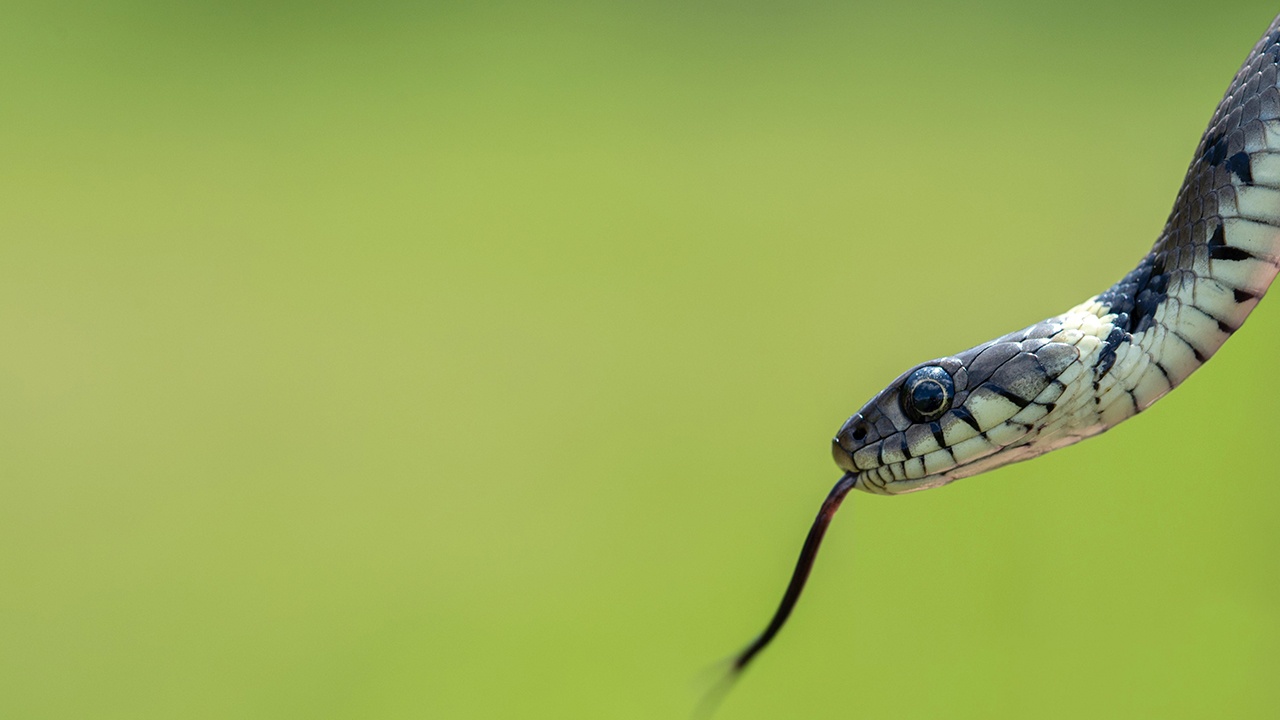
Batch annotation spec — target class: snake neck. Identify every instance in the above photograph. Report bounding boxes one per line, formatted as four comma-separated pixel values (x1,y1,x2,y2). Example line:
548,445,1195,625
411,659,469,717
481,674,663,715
1056,18,1280,440
1080,226,1280,428
1015,20,1280,459
1034,236,1275,447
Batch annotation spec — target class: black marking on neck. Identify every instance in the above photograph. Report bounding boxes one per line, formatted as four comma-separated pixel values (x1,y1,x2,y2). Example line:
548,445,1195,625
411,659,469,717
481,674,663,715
1185,300,1240,335
1209,243,1256,262
1152,358,1172,384
1167,325,1209,363
1208,223,1256,261
1233,288,1257,303
1094,325,1130,382
1096,253,1170,335
1225,152,1254,184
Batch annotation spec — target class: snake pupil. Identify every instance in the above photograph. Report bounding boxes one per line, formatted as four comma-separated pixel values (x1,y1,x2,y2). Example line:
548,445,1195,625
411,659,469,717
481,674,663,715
913,381,946,414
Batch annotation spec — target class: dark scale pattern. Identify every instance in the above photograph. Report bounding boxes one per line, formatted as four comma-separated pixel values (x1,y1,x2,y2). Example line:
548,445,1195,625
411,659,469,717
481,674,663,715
1208,223,1253,261
1225,151,1254,183
1094,325,1129,381
1094,13,1280,373
1095,252,1168,334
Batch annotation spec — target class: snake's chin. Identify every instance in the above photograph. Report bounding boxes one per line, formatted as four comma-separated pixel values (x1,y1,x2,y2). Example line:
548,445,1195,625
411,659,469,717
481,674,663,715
852,472,949,495
850,428,1103,495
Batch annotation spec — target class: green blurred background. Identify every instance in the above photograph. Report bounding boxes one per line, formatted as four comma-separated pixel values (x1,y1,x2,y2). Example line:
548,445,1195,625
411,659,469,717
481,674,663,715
4,1,1280,718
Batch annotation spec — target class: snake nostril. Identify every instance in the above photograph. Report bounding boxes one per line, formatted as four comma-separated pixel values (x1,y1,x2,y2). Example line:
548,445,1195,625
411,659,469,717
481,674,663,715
834,416,870,454
836,415,872,453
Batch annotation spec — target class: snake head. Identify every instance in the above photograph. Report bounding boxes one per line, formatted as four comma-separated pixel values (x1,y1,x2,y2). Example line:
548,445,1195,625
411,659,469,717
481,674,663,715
832,325,1085,494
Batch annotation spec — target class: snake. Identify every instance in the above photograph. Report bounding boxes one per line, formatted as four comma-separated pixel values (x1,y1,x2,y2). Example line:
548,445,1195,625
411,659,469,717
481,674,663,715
710,10,1280,708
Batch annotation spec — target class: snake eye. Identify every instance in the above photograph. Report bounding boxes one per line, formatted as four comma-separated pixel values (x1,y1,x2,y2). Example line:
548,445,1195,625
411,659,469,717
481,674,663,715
900,366,954,423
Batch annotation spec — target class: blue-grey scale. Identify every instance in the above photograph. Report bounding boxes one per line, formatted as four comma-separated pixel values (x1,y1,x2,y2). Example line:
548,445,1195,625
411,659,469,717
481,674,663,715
707,10,1280,711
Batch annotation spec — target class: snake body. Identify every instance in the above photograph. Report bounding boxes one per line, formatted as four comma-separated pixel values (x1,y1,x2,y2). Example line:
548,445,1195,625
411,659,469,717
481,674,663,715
835,16,1280,494
714,12,1280,702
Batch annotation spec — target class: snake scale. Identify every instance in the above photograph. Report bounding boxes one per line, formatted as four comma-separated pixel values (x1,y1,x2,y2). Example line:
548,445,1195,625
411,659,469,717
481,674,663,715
712,10,1280,704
